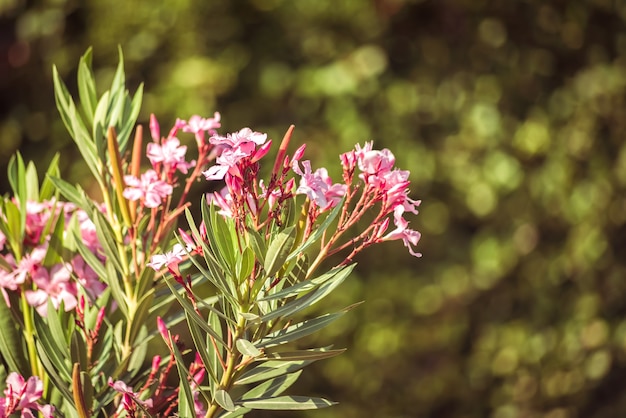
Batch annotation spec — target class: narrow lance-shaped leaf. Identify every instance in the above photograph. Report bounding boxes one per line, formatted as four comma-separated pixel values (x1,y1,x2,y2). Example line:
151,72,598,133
234,360,313,386
117,84,144,152
259,348,346,362
0,298,29,375
7,153,27,239
24,161,39,201
186,311,219,385
287,196,345,262
170,331,197,418
77,48,97,127
239,370,302,401
259,264,354,323
256,310,349,349
39,153,61,201
264,226,296,278
163,277,229,349
240,396,336,411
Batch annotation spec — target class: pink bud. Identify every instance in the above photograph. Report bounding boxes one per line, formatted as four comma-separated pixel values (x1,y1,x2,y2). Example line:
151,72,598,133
291,144,306,164
251,140,272,163
157,316,170,346
150,114,160,143
151,355,161,372
95,306,106,332
178,228,195,251
199,221,208,241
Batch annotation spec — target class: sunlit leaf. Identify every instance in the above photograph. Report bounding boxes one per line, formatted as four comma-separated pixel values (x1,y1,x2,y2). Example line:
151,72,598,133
240,395,336,410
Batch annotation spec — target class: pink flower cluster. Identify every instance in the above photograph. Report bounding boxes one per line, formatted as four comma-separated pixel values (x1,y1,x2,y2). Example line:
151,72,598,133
123,113,221,210
340,141,421,257
0,200,106,316
203,128,271,181
0,373,54,417
147,120,421,270
292,160,347,210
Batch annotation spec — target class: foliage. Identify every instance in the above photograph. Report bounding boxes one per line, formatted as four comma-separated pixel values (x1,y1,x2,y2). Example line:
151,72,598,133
0,49,419,417
2,1,626,417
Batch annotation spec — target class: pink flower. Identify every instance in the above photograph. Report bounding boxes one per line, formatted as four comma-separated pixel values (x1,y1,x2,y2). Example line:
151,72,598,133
4,246,47,289
123,170,173,209
26,262,78,316
24,201,52,245
108,378,153,410
72,255,106,298
147,244,187,271
356,142,396,176
207,188,234,218
203,128,269,181
292,160,347,210
0,372,54,417
146,137,195,174
183,113,221,134
381,205,422,257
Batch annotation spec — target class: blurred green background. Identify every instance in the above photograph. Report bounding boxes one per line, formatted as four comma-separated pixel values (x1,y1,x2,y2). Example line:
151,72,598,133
2,0,626,417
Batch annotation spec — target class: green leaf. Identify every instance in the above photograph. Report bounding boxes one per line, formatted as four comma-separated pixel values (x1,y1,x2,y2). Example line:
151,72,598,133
71,229,105,278
92,90,110,147
260,264,354,302
259,265,354,323
53,66,101,179
264,226,296,278
49,176,90,211
117,83,144,152
163,277,229,348
42,210,65,267
240,396,336,410
236,339,262,357
35,340,76,409
92,210,125,274
77,48,97,127
260,348,346,361
186,311,219,385
256,311,349,349
103,259,128,318
0,298,28,374
205,201,237,274
246,228,266,265
287,196,345,261
216,407,250,418
34,314,72,382
215,389,236,412
129,291,154,343
208,310,224,393
239,370,302,401
1,199,22,256
234,360,312,386
7,153,27,238
24,161,39,201
39,153,60,201
45,299,72,357
172,338,196,418
236,246,255,284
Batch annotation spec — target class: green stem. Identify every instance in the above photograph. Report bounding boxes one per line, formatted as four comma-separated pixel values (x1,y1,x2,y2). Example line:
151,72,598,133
205,315,247,418
20,291,41,378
